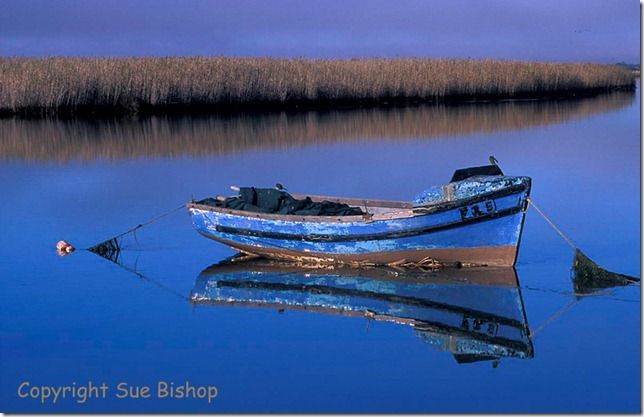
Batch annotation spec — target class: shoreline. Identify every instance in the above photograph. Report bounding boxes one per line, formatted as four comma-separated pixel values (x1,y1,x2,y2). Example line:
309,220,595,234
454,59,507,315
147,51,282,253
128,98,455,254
0,85,635,118
0,57,636,118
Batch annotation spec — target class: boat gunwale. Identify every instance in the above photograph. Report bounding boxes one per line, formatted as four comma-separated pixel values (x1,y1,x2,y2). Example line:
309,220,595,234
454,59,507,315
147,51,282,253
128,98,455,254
186,182,530,224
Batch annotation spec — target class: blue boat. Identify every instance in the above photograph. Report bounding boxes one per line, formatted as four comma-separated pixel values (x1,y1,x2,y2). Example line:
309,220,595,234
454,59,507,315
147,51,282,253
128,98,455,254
191,258,533,363
187,163,531,267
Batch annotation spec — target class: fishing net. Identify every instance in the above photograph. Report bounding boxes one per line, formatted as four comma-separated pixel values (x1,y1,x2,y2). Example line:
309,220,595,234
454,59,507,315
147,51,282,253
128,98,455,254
86,204,184,265
530,250,639,340
571,249,639,294
88,237,122,263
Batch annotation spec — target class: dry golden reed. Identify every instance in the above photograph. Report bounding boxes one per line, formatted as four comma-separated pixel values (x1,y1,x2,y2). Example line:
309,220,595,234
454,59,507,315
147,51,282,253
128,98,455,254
0,57,634,113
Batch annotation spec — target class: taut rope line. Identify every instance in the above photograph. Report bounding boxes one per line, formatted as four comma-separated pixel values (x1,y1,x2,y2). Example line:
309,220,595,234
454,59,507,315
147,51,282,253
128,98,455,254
529,298,578,340
526,197,576,250
99,204,186,246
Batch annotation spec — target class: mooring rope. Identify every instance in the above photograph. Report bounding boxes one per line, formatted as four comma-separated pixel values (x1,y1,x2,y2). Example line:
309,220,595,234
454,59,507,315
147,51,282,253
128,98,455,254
522,195,639,339
103,204,185,244
526,197,576,250
88,204,185,251
75,203,191,301
520,285,639,302
529,298,578,340
93,252,189,301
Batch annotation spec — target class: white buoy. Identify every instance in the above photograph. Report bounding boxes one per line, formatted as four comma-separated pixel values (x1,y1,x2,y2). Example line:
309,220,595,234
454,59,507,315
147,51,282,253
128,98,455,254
56,240,75,256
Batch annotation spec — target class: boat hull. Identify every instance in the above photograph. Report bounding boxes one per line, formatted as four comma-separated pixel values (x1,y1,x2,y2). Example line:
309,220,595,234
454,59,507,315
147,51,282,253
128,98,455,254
188,179,530,267
198,234,518,267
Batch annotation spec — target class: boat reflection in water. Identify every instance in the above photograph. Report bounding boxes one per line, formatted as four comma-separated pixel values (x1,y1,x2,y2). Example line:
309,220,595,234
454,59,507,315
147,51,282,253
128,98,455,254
191,259,533,364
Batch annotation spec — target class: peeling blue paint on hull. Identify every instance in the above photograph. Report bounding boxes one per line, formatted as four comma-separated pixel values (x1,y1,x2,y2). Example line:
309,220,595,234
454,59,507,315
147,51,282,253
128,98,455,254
188,176,531,267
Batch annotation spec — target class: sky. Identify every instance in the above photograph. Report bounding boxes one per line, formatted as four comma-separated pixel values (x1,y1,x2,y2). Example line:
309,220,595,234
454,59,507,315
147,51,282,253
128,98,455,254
0,0,639,63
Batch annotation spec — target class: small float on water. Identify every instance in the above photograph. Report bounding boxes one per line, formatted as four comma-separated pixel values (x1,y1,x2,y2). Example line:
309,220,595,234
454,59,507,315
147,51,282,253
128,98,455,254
187,161,531,268
191,258,533,364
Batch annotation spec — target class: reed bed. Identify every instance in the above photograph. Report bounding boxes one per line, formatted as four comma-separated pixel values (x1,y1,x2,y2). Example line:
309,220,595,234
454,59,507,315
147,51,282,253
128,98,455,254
0,90,632,162
0,57,635,115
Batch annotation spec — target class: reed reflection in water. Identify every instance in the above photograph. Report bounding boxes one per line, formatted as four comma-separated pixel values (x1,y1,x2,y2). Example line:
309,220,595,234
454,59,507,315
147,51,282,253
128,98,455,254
0,90,633,162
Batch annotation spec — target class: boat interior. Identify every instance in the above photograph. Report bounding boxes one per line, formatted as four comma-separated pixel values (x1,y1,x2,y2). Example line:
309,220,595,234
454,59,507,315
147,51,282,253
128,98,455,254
192,164,508,218
192,186,414,219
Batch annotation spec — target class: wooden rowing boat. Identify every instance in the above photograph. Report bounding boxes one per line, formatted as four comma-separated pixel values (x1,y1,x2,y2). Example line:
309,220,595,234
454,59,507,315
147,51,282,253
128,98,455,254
187,164,531,267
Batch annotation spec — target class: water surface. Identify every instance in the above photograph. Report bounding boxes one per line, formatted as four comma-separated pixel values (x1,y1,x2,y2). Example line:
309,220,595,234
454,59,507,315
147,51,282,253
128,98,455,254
0,88,639,413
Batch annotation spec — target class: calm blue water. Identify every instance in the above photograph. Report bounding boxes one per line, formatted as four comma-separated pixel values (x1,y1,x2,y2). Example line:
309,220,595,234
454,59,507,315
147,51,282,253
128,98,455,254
0,87,640,413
